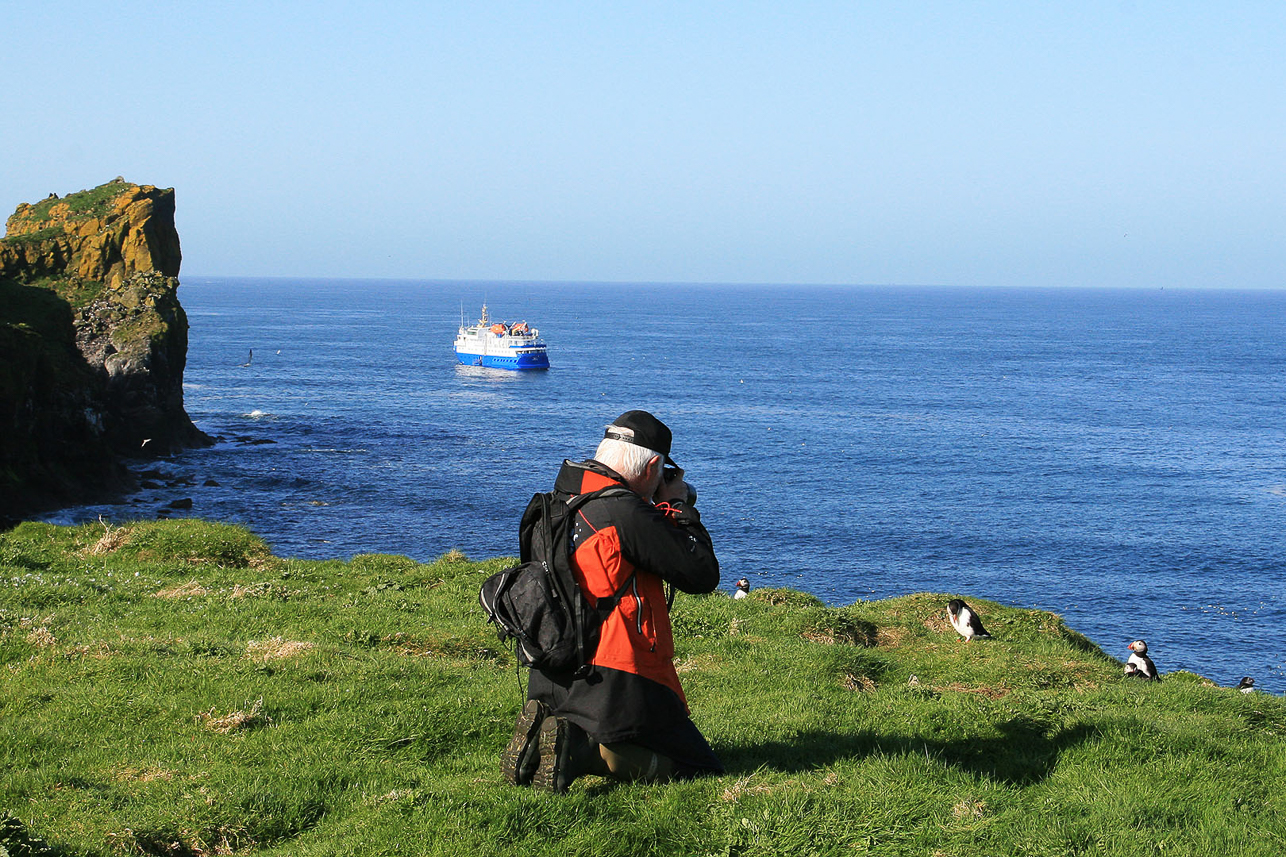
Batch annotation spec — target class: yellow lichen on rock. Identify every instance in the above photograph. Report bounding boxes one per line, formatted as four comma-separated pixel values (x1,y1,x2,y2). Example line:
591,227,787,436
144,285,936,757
0,179,181,289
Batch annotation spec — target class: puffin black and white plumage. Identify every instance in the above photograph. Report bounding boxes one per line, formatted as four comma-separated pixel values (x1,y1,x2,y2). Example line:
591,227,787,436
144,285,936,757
1236,676,1256,693
1125,639,1159,681
947,599,991,642
733,577,750,600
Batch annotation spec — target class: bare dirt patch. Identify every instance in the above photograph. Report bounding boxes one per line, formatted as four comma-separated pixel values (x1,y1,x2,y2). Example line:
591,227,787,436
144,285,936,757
245,637,314,661
842,672,878,693
197,698,270,733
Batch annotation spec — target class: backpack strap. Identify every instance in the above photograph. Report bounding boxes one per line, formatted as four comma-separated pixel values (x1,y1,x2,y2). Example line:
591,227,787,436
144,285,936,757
556,485,635,672
561,484,636,599
562,484,634,513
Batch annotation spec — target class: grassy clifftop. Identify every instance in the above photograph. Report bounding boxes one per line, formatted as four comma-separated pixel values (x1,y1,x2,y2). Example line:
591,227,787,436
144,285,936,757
1,179,181,289
2,520,1283,856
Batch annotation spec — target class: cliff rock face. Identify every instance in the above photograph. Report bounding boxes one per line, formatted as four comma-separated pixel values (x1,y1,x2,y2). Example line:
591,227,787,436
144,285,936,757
0,179,209,520
1,180,182,287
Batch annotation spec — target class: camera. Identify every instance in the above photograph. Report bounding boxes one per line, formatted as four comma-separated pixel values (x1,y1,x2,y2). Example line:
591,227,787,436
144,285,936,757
662,465,697,506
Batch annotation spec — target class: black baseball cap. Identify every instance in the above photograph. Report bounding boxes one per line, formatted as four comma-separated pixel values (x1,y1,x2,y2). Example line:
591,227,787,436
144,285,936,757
603,410,677,468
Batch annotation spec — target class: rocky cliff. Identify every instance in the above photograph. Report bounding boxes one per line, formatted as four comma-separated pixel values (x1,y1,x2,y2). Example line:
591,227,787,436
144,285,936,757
0,179,209,520
1,179,182,287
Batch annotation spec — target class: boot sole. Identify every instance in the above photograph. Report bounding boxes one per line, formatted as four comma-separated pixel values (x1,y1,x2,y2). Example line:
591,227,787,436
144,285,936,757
501,699,548,786
531,716,570,793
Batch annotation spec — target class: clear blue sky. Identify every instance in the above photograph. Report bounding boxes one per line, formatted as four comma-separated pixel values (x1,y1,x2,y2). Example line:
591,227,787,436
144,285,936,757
5,2,1284,288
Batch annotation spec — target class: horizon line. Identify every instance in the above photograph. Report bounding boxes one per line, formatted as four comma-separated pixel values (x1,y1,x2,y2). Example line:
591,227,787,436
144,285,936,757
178,274,1286,292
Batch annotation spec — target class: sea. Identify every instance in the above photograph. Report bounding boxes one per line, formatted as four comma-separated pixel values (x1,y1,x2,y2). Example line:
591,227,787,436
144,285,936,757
44,278,1286,693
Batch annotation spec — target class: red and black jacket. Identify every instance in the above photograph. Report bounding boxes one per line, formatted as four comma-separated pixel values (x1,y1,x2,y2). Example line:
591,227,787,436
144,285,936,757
552,458,718,702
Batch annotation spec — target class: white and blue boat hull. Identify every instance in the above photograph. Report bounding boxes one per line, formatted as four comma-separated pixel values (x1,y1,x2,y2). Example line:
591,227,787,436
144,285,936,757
454,303,550,371
455,349,550,370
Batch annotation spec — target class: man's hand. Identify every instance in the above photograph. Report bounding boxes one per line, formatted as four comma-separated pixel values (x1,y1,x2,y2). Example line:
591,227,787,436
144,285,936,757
652,467,690,505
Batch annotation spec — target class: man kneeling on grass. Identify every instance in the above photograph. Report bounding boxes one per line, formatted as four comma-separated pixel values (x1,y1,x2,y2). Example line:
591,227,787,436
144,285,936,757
504,410,723,792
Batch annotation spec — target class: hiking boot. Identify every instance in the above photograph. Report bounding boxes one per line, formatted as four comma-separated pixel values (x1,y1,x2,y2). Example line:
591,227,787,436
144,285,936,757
501,699,549,786
531,715,592,793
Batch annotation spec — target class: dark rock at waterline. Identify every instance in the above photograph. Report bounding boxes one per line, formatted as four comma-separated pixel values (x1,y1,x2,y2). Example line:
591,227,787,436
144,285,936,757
203,479,221,487
168,498,193,510
232,435,277,445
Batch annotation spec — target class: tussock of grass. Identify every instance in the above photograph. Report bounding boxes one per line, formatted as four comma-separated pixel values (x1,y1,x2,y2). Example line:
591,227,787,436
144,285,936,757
83,518,132,555
2,519,1284,856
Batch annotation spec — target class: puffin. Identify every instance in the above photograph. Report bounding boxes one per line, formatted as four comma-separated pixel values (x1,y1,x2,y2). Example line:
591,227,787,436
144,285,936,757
947,599,991,642
733,578,750,600
1125,639,1159,681
1236,676,1256,693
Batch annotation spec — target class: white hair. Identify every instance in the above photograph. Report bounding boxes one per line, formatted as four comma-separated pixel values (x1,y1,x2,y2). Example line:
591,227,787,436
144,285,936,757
593,438,663,481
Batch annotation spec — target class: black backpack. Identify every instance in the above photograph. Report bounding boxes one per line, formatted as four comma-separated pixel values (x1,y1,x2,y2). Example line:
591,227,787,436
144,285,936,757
479,486,634,675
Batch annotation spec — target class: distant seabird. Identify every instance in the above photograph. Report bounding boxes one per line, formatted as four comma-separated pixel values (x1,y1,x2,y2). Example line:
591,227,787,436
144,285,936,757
733,578,750,600
947,599,991,642
240,349,253,367
1126,640,1159,681
1236,676,1256,693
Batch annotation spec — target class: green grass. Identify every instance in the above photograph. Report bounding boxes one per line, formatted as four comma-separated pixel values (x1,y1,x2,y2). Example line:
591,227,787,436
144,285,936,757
2,519,1283,856
10,180,132,227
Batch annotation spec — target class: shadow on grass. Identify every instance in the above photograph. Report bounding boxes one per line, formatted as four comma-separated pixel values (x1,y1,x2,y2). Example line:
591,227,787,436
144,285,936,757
720,718,1098,786
2,809,85,857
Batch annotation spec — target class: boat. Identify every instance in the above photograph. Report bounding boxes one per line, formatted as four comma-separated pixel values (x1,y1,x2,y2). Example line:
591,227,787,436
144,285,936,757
454,303,550,370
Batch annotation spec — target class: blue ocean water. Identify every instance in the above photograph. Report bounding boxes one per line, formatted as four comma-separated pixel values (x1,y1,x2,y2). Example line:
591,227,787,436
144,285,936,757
48,279,1286,692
